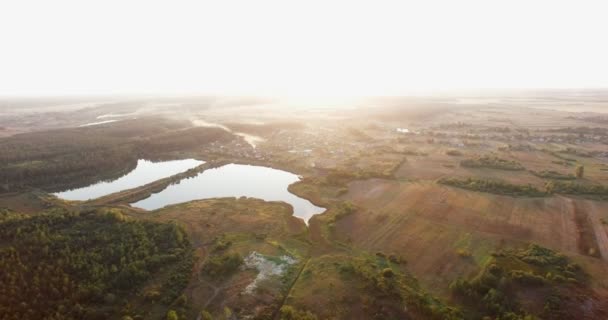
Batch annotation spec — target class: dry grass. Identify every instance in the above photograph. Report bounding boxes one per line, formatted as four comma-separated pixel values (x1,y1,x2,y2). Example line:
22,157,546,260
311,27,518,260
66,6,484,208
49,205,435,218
143,197,310,318
336,179,608,298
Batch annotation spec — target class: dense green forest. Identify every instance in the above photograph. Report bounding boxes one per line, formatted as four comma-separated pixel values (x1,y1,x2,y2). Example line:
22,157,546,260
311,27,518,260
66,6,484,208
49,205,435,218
0,208,193,320
0,118,234,192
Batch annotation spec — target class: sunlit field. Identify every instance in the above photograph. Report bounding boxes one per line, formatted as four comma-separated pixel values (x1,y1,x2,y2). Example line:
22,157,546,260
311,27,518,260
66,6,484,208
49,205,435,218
2,1,608,319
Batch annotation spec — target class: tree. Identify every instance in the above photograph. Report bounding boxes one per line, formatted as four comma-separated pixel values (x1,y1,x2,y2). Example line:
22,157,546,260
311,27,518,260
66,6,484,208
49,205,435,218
166,310,179,320
575,165,584,178
280,305,318,320
200,310,213,320
382,268,395,278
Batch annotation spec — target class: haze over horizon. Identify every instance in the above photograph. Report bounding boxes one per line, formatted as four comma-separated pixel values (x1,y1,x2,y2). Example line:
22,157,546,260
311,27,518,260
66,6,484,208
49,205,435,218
1,0,607,97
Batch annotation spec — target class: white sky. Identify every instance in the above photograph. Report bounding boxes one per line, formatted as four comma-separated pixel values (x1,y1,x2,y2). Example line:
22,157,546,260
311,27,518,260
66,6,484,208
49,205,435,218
1,0,607,96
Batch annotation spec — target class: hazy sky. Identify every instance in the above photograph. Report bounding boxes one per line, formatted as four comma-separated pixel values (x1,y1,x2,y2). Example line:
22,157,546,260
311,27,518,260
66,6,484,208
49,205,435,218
1,0,607,96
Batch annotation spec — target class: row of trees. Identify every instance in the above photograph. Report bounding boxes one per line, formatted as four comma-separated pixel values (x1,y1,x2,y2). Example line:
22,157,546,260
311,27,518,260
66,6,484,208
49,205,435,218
438,177,547,197
460,156,525,171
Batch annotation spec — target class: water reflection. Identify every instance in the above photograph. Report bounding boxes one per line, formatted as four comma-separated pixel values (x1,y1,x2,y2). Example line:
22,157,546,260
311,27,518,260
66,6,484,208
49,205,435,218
54,159,204,200
131,163,325,223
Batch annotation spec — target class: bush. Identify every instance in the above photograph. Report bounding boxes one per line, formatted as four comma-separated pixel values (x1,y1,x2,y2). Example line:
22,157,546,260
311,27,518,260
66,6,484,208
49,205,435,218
200,310,213,320
446,150,463,156
456,249,472,258
509,270,545,286
166,310,179,320
328,202,356,224
201,252,243,278
382,268,395,278
279,305,318,320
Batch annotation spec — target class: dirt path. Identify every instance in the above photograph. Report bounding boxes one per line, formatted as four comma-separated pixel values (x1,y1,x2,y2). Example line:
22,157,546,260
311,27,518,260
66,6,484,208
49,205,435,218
570,198,601,257
585,201,608,262
194,279,226,320
188,242,231,317
272,257,310,320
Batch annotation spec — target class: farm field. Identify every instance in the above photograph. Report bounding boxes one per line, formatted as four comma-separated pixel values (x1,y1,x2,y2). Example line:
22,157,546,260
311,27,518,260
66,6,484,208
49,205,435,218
2,94,608,319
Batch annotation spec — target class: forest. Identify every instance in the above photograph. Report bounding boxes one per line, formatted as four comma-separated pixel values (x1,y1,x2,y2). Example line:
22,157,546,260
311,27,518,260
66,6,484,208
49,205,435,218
0,118,234,192
0,207,193,320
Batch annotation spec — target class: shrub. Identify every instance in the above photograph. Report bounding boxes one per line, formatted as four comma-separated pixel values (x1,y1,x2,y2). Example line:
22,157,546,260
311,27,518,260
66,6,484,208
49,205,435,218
166,310,179,320
212,238,232,252
509,270,545,286
446,150,463,156
200,310,213,320
279,305,318,320
456,249,472,258
381,268,395,278
201,252,243,278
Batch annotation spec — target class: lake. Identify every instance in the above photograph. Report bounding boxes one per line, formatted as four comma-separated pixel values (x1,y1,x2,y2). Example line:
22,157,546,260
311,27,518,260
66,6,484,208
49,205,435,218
131,163,325,223
54,159,204,200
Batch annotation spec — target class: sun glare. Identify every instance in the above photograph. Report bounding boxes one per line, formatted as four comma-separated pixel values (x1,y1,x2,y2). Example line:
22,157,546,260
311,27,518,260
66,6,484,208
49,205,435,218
1,0,607,96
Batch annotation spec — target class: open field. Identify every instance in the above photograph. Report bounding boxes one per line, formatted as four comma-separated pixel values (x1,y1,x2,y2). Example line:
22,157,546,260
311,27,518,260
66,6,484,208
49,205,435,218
2,93,608,319
337,180,608,290
142,198,309,319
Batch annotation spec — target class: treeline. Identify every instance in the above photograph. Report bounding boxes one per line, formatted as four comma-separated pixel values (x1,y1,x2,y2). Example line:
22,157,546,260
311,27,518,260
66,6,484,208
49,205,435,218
460,156,525,171
546,181,608,199
0,118,235,192
439,177,608,199
0,208,193,320
529,170,576,180
450,244,588,319
438,177,547,197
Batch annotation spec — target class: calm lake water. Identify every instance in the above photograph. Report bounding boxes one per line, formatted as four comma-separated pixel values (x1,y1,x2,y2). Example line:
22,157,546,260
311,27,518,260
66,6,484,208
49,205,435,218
54,159,204,200
131,163,325,223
